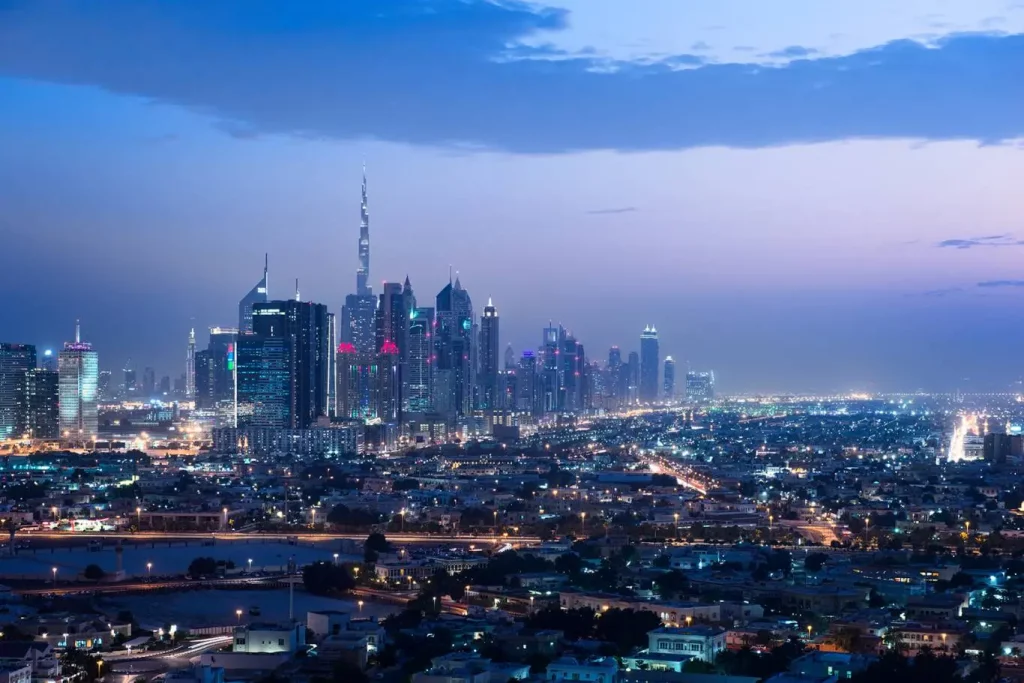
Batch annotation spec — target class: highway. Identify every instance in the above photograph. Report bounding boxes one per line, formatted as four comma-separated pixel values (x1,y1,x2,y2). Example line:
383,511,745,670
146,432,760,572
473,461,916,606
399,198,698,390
21,531,542,546
13,575,281,596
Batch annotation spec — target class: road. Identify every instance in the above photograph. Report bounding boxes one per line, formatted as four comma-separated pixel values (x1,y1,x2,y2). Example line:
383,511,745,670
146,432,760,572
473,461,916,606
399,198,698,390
13,575,280,596
22,531,541,546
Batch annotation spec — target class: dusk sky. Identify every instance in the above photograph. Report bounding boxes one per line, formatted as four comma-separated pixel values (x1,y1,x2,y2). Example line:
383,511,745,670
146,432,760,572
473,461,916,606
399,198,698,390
2,1,1023,393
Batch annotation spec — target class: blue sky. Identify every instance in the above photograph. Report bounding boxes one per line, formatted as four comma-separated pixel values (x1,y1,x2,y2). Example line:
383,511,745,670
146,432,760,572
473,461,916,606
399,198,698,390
1,0,1023,392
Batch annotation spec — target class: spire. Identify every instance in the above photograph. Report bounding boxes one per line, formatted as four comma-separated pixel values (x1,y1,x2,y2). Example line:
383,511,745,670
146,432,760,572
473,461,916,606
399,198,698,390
454,272,462,290
356,163,371,296
189,328,195,343
403,274,412,293
264,253,269,294
75,319,81,344
487,296,493,307
295,278,300,301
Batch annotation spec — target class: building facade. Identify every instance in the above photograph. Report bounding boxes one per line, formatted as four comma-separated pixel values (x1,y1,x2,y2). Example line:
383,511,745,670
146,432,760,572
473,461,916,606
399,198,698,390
58,324,98,441
639,325,659,402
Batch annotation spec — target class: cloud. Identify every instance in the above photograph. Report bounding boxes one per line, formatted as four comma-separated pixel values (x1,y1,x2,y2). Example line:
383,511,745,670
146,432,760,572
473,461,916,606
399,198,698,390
937,235,1024,249
0,1,1022,153
921,287,962,297
977,280,1024,287
765,45,820,59
586,206,637,215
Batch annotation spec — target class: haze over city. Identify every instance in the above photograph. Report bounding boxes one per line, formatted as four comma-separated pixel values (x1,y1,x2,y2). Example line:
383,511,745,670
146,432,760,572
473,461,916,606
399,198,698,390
2,1,1024,392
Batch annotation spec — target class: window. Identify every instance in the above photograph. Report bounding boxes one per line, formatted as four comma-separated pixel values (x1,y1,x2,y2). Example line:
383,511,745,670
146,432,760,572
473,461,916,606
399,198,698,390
278,638,285,646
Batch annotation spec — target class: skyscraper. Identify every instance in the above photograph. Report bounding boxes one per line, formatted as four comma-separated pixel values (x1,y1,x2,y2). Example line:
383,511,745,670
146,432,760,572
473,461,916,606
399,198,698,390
541,324,562,413
686,371,716,402
247,299,331,428
639,325,659,402
142,366,156,397
517,351,539,414
58,321,98,440
663,356,676,399
341,166,377,354
185,328,196,399
626,351,640,404
0,342,36,439
236,335,291,427
238,254,269,334
22,368,59,439
478,298,500,409
406,306,434,413
357,164,371,298
434,275,474,420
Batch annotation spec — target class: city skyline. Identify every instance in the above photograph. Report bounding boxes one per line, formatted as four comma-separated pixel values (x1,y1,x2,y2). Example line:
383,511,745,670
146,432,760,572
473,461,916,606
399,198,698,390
3,1,1024,392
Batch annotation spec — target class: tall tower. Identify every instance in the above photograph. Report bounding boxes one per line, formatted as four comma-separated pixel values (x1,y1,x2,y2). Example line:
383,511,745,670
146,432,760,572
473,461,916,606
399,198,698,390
238,254,269,334
478,298,500,409
342,166,376,353
185,328,196,399
58,321,99,441
0,343,36,439
663,356,676,399
357,164,371,297
639,326,659,402
406,307,434,414
434,274,474,420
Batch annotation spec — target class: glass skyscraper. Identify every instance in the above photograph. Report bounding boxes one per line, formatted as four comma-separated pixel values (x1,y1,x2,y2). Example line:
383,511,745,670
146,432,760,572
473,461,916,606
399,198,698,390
0,342,36,439
58,323,99,440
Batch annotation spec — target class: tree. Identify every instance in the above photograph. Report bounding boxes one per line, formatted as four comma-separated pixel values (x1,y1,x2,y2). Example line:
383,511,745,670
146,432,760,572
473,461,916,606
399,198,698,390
804,553,828,573
593,609,662,654
83,564,105,581
187,556,218,578
302,561,356,596
364,532,389,562
654,570,688,599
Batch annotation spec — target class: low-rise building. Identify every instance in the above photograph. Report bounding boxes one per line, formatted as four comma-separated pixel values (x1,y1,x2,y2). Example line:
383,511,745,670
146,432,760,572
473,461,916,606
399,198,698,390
647,626,727,663
545,656,618,683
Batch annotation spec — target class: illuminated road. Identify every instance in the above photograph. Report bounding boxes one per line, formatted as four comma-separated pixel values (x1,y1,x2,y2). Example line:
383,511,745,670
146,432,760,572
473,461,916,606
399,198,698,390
22,531,541,546
636,452,711,495
13,575,278,596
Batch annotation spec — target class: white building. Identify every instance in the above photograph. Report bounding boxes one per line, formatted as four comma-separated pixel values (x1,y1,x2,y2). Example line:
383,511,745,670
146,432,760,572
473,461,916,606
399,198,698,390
647,626,727,663
232,622,304,654
545,657,618,683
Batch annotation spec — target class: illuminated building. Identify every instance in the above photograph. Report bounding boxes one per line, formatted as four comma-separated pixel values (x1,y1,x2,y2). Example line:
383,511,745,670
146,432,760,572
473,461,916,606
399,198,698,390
433,275,473,420
23,369,59,439
406,307,434,413
627,351,640,403
341,167,376,353
639,325,659,402
185,328,196,399
58,321,99,440
541,324,562,413
195,327,238,416
335,340,400,423
685,370,715,402
238,254,269,334
374,278,415,415
248,299,332,428
0,342,35,439
236,335,291,428
478,298,500,409
517,350,539,414
663,356,676,399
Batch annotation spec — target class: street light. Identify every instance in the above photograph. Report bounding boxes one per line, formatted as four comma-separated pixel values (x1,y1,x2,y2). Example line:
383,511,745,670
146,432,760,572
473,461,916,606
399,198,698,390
146,562,152,579
235,609,243,623
51,567,57,588
807,625,813,640
358,600,364,613
97,660,103,679
248,558,253,572
581,512,586,534
136,507,142,528
333,553,339,566
685,615,692,627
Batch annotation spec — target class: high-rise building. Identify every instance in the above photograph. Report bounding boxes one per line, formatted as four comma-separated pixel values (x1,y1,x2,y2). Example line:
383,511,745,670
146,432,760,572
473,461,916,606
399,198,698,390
686,371,715,402
341,167,376,354
326,312,337,417
478,298,500,409
123,365,136,396
0,343,36,439
142,366,156,397
247,299,332,428
541,324,562,413
406,307,434,413
158,375,171,395
517,351,538,414
238,254,269,334
559,333,581,411
434,276,474,420
626,351,640,404
663,356,676,399
58,321,99,440
97,369,111,401
376,340,401,423
185,328,196,399
22,368,59,439
336,340,400,423
236,336,291,427
639,325,659,402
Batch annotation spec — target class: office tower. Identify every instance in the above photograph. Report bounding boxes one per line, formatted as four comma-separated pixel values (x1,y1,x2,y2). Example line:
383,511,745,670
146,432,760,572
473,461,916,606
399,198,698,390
559,333,581,411
326,312,336,417
576,343,590,411
58,321,99,440
434,276,474,420
0,343,36,439
406,307,435,413
541,324,562,413
626,351,640,404
194,350,211,407
504,344,515,370
185,328,196,399
236,336,291,427
248,299,331,428
174,375,185,396
142,367,156,397
22,369,59,439
97,369,111,401
238,254,269,334
685,370,716,402
376,340,401,423
663,356,676,399
478,298,500,409
123,364,136,396
40,349,56,371
158,375,171,395
607,346,622,406
639,325,659,402
336,343,373,420
341,167,376,354
517,351,538,414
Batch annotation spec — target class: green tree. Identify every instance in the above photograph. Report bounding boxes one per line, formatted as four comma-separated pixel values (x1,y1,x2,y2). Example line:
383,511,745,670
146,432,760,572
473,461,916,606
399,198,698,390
302,561,356,596
83,564,105,581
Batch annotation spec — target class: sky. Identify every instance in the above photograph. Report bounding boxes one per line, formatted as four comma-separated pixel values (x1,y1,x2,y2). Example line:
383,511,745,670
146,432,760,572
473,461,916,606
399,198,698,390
1,0,1023,394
